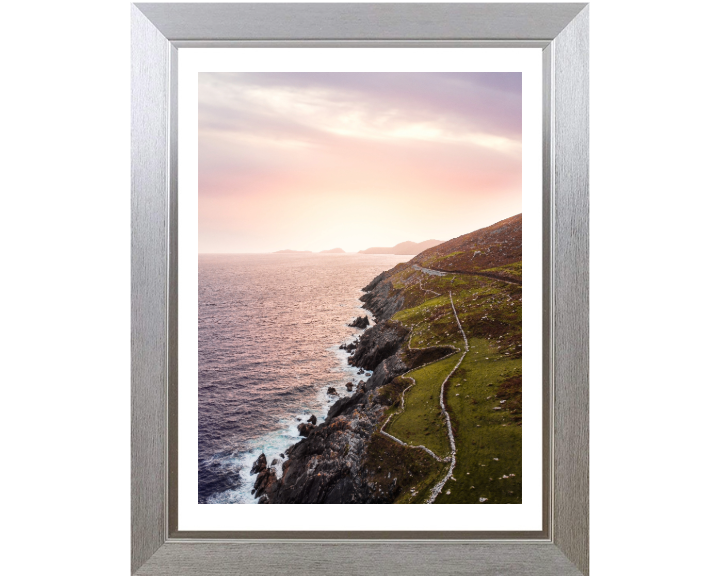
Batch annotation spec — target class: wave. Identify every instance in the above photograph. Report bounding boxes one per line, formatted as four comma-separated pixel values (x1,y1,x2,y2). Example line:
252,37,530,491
197,254,406,504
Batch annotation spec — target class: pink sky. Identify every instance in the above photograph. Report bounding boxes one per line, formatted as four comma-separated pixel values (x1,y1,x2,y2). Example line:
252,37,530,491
199,73,521,253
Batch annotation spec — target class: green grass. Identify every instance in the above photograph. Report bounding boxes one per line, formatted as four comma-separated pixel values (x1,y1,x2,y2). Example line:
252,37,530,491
448,277,522,356
384,354,459,458
434,251,464,262
434,337,522,504
481,261,523,278
366,262,523,504
392,286,466,351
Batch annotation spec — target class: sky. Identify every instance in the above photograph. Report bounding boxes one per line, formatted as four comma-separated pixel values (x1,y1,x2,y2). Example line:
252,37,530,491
199,72,521,253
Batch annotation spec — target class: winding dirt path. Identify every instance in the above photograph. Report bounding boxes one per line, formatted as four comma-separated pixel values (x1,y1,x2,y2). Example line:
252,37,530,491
375,285,470,503
413,263,521,286
374,278,471,503
425,290,468,504
379,325,456,463
376,264,517,502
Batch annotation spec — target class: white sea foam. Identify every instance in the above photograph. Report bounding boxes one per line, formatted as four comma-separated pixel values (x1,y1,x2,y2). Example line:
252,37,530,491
206,346,370,505
199,254,402,505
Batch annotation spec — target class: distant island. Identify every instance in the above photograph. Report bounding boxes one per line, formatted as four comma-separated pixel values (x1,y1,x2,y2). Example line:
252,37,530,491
359,239,444,255
272,242,443,255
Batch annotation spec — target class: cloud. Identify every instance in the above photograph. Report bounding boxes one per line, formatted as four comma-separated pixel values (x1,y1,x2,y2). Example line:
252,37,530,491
198,72,522,252
200,72,521,144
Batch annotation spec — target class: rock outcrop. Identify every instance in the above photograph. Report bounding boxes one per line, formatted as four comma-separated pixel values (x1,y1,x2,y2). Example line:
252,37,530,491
258,393,391,504
348,315,370,329
359,280,404,321
250,452,278,502
339,340,358,352
348,320,409,371
250,453,267,475
297,422,315,437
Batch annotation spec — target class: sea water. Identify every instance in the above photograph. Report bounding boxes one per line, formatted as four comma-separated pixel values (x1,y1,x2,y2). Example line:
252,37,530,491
198,253,411,503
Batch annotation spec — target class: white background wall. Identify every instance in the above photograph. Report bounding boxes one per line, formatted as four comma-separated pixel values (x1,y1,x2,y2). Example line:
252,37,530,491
1,1,717,574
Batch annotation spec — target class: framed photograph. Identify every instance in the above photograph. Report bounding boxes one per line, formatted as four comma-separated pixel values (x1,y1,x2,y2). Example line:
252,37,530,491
131,3,588,575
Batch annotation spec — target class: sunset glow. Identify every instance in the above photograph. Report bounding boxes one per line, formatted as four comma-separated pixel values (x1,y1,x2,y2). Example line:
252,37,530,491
199,72,522,253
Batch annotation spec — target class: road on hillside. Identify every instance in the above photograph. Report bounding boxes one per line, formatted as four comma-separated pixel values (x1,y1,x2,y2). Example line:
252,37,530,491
411,264,522,286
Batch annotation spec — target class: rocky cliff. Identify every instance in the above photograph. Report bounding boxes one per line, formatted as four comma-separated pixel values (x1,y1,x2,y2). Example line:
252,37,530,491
253,317,414,503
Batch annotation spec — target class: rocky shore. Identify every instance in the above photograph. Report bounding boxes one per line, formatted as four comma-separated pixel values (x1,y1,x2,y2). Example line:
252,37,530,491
250,267,420,503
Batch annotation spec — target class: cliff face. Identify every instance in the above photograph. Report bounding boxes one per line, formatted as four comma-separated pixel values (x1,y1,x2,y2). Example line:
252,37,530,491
256,322,412,504
256,305,441,503
255,214,523,504
348,321,408,371
358,281,404,322
257,400,386,503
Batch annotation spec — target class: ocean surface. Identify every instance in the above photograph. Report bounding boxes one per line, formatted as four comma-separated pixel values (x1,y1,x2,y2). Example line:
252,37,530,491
198,253,412,504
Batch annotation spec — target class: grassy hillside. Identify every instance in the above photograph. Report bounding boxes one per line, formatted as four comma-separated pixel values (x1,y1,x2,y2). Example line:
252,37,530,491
365,214,523,504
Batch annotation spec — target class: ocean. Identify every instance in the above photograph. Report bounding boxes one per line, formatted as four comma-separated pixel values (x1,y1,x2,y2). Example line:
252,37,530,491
198,253,412,504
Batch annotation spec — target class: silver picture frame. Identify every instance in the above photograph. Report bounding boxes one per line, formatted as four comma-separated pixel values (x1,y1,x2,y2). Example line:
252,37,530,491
131,3,589,574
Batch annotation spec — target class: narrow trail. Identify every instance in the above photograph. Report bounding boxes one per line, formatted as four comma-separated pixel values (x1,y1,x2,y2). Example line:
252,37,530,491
412,264,447,277
413,263,521,286
374,274,469,503
426,288,468,504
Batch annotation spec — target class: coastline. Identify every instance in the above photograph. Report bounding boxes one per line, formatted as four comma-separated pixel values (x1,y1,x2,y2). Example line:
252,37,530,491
221,296,378,505
248,262,423,504
247,215,524,505
197,254,416,505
